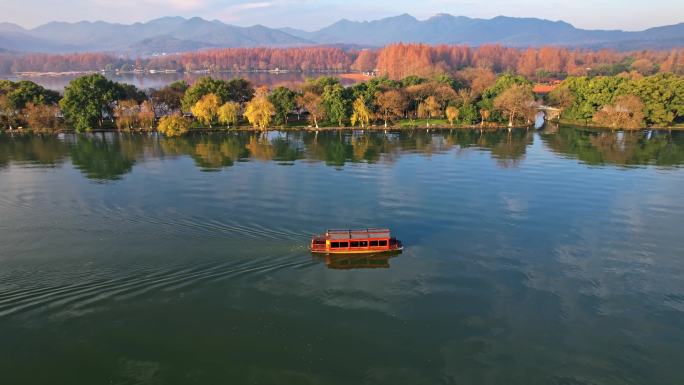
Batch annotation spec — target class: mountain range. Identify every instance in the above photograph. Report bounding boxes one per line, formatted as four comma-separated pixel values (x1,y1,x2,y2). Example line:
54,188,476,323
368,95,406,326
0,14,683,55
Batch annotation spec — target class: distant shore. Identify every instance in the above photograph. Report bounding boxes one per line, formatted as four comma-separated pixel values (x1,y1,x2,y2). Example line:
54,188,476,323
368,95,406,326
9,69,366,78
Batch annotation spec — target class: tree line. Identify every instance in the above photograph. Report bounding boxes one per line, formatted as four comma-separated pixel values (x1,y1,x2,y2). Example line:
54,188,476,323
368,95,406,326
2,71,683,134
547,73,684,128
0,72,541,134
2,45,682,80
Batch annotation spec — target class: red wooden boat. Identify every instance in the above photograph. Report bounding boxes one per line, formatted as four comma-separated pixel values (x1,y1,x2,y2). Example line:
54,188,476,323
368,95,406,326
310,229,403,255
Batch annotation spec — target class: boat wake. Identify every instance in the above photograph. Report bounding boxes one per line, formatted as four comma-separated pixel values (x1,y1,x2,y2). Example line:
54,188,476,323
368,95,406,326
0,253,316,320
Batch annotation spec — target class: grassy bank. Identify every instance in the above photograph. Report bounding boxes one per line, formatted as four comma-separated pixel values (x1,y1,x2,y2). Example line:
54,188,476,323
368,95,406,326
3,118,535,135
554,118,684,131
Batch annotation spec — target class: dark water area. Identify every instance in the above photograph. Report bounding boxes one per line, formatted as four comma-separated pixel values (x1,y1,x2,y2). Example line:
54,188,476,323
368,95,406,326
2,71,357,91
1,127,683,384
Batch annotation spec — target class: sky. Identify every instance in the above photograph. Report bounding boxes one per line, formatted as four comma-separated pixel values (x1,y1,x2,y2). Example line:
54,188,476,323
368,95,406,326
1,0,682,31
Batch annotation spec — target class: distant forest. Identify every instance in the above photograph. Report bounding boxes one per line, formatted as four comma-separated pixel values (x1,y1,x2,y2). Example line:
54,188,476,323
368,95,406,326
1,44,683,80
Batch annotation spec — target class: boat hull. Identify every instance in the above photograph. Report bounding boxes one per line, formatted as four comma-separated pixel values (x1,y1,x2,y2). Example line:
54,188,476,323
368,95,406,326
310,246,403,255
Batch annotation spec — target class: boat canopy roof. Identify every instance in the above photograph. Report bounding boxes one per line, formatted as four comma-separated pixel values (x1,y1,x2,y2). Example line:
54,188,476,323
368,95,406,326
326,229,391,240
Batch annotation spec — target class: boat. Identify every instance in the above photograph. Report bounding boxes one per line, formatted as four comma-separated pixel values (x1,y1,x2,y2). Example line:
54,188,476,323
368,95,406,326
310,229,403,255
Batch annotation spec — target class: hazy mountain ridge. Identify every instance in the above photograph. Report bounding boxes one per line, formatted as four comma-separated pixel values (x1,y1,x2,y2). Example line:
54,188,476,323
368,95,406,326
0,14,682,55
0,16,312,54
293,13,684,47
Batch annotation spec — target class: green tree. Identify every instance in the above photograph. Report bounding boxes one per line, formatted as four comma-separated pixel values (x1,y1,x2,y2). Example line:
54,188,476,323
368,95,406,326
60,74,120,132
618,73,684,126
351,76,400,106
116,83,147,103
459,103,479,125
181,77,254,111
226,78,256,104
268,86,297,126
433,73,460,90
302,77,340,95
151,80,188,114
322,84,349,127
479,73,532,123
4,80,60,110
401,76,428,88
559,76,626,123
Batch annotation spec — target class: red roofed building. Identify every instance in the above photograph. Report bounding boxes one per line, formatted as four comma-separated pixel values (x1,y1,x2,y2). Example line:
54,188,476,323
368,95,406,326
533,83,559,95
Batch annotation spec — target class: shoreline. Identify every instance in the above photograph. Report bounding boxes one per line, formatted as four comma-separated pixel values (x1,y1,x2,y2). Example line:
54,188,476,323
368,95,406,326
552,118,684,131
5,123,684,135
8,69,363,78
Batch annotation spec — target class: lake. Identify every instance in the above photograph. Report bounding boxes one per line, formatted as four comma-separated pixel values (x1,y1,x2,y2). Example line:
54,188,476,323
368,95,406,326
1,127,684,384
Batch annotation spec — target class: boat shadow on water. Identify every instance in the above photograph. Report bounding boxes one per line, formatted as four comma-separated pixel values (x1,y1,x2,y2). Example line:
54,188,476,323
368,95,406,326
314,250,403,270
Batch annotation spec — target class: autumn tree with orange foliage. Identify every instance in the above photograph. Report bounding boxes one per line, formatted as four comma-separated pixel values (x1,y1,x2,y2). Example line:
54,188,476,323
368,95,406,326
297,92,325,128
352,49,378,72
138,101,156,131
114,100,140,130
24,103,61,133
446,106,459,126
592,95,645,129
3,45,683,80
493,84,535,127
417,96,442,127
375,90,407,127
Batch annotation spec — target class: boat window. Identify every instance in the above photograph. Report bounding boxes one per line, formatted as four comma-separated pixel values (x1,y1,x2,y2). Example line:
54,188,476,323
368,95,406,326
379,240,388,246
359,241,368,247
339,242,348,248
331,242,340,248
350,241,360,247
370,240,379,247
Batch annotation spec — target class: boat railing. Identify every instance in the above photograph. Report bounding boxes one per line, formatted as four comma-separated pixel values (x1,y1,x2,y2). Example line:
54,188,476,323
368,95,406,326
326,228,391,240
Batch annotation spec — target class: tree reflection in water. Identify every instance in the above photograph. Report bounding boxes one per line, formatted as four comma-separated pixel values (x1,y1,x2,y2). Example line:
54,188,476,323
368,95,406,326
69,133,140,181
540,126,684,167
1,127,682,180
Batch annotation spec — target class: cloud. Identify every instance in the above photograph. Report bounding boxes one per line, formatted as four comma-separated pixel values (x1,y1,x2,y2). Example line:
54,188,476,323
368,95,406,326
92,0,212,11
228,1,275,11
167,0,212,11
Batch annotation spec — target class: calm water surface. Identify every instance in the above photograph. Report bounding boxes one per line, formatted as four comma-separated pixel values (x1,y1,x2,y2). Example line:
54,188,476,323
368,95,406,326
1,127,683,384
